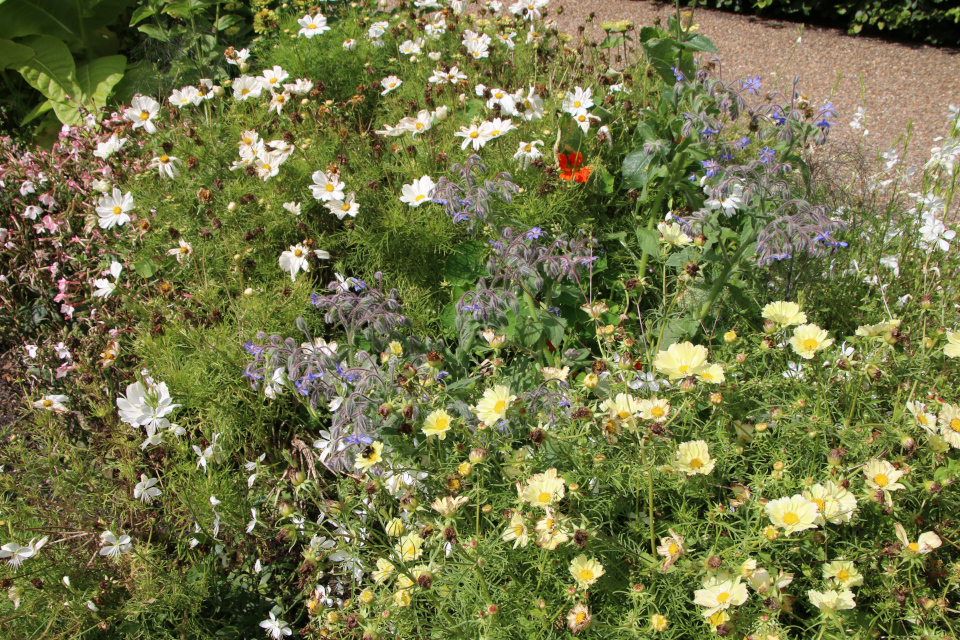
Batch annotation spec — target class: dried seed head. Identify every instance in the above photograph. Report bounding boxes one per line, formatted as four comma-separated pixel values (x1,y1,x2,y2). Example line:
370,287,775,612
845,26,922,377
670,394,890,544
573,529,588,548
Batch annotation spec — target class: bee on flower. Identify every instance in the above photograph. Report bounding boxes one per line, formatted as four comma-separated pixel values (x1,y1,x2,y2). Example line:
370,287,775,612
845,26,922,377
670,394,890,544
534,507,570,550
656,529,686,570
354,441,384,473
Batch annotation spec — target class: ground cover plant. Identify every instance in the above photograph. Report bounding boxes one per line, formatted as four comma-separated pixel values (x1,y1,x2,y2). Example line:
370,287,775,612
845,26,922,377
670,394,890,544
2,1,960,639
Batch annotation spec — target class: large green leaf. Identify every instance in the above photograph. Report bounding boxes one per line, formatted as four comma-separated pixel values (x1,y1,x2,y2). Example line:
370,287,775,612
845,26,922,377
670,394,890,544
0,38,34,70
0,0,80,42
75,54,126,110
621,149,653,190
15,35,79,104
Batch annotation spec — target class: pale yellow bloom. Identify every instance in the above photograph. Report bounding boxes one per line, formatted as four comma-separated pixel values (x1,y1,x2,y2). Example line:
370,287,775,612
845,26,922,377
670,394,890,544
656,529,685,570
855,319,900,338
567,602,592,634
521,468,565,508
654,341,709,379
431,495,469,517
385,518,405,537
542,366,570,382
944,331,960,358
939,402,960,448
423,409,454,440
675,440,715,476
394,533,424,562
569,555,604,589
473,385,517,425
762,301,807,327
697,363,725,384
534,508,570,550
638,397,671,421
693,576,749,617
808,589,856,611
650,613,669,632
372,558,395,583
393,589,411,607
906,400,937,434
502,512,530,548
354,441,384,472
894,522,942,555
388,340,403,356
804,481,857,525
601,393,641,426
863,459,905,503
823,560,863,588
657,221,692,247
765,495,819,535
788,324,834,359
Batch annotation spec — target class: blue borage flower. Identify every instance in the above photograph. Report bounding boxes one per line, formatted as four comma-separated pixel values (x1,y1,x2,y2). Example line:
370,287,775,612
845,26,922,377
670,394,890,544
742,76,761,94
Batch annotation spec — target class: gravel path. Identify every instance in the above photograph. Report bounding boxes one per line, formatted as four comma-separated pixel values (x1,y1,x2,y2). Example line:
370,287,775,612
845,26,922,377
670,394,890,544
549,1,960,166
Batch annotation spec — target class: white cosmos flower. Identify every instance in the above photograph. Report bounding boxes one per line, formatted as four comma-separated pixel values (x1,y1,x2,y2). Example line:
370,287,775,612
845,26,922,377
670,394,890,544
562,86,594,116
283,202,302,216
298,13,330,37
93,134,127,159
246,508,258,533
233,75,263,101
513,140,543,168
343,38,357,50
33,394,70,413
399,39,422,55
399,175,437,207
133,474,161,503
259,65,289,90
149,154,182,179
279,244,330,282
486,87,517,115
310,171,345,201
95,188,134,229
381,75,403,95
92,277,116,298
268,90,290,115
99,531,132,557
282,78,314,95
169,86,202,108
325,192,360,219
486,117,516,139
260,612,293,639
455,122,493,150
124,95,160,133
166,238,193,264
514,86,544,121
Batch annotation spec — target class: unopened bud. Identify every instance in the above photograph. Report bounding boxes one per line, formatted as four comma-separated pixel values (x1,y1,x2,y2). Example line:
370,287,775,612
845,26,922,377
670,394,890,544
583,373,599,389
694,233,707,246
827,448,842,466
469,448,488,463
680,376,697,391
378,403,393,418
723,330,737,343
710,392,722,405
763,319,777,334
920,294,933,310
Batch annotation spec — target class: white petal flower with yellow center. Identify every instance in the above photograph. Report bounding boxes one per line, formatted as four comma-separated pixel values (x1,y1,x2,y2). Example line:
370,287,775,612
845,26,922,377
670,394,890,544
653,341,709,379
657,221,692,247
693,576,749,617
394,533,424,562
804,481,857,525
601,393,641,425
521,468,565,508
894,522,942,555
765,495,819,535
762,301,807,326
638,397,670,421
808,589,856,611
788,324,834,359
473,384,516,425
400,175,436,207
502,512,530,548
823,560,863,588
675,440,715,476
422,408,453,439
938,402,960,448
569,555,604,590
863,459,905,495
945,331,960,358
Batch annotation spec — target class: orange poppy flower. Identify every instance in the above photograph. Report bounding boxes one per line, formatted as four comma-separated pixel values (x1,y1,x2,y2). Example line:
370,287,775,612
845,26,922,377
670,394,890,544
558,152,592,183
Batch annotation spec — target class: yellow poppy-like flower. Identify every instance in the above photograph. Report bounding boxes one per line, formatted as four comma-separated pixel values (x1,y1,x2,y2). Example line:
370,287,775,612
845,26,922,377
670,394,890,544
808,588,856,611
567,602,592,635
394,533,424,562
862,459,905,494
388,340,404,356
674,440,715,476
894,522,942,555
765,495,819,535
693,576,749,617
855,319,900,338
823,560,863,588
906,400,937,434
944,331,960,358
473,384,517,425
653,341,709,379
657,221,692,247
521,468,566,508
638,397,671,421
502,512,530,549
569,555,604,590
393,589,412,607
804,481,857,525
762,301,807,327
354,441,384,472
938,402,960,448
372,558,395,583
422,409,454,440
696,363,725,384
385,517,405,537
601,393,641,426
788,324,834,359
431,495,469,517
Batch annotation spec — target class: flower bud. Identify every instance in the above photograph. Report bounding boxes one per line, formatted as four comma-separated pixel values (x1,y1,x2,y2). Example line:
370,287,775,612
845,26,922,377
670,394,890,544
901,436,916,451
760,337,775,350
680,376,697,392
762,525,780,541
583,373,599,389
469,448,488,463
773,461,784,471
359,588,374,603
827,448,842,466
458,461,472,476
923,337,935,349
326,611,339,624
227,201,237,211
920,294,933,310
763,319,777,334
401,364,418,379
694,233,707,247
243,287,254,296
756,422,768,432
292,471,307,486
736,353,746,362
617,355,634,370
723,330,737,343
426,350,444,367
279,501,294,517
710,392,722,405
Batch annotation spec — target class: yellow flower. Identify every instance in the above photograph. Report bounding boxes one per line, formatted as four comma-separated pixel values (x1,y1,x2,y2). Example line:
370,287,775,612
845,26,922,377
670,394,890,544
894,522,942,555
788,324,834,359
804,481,857,525
855,319,900,338
422,409,454,440
650,613,669,632
388,340,403,356
723,330,737,343
601,393,641,425
542,365,570,382
534,507,570,550
431,495,469,517
359,588,374,604
823,560,863,588
765,495,819,535
354,441,384,472
638,397,671,421
394,533,424,562
906,400,937,434
696,363,725,384
582,373,599,389
675,440,715,476
393,589,412,607
944,331,960,358
808,588,856,611
762,301,807,327
502,512,530,549
693,576,749,617
863,459,905,496
656,529,685,570
657,221,692,247
473,384,517,425
521,468,566,507
569,555,604,589
385,517,405,537
653,341,709,379
372,558,396,583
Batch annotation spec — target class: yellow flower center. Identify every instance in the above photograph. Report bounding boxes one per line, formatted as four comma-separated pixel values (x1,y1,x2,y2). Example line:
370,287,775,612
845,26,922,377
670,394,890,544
470,131,479,138
495,92,503,99
874,473,889,487
159,155,169,163
782,512,800,526
836,569,850,582
309,23,316,28
435,417,449,431
415,194,426,201
325,184,334,192
538,491,552,504
269,78,278,83
262,164,271,171
525,145,532,152
578,115,586,122
513,524,524,536
651,406,665,418
578,568,594,582
242,89,250,95
802,338,819,351
42,399,52,407
544,518,555,529
812,498,825,512
689,457,702,469
917,413,928,425
342,203,350,211
243,137,252,145
679,365,689,373
180,246,188,254
908,542,919,553
701,372,714,381
493,400,506,414
617,410,631,420
716,592,730,604
112,206,121,215
140,111,149,120
951,418,960,432
668,543,678,555
294,249,303,257
575,612,586,624
415,123,424,130
574,100,581,108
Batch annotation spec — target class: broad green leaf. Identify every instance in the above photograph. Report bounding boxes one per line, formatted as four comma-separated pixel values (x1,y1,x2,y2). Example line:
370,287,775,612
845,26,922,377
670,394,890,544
21,98,53,125
0,0,80,42
634,227,660,257
137,23,170,41
680,34,719,54
215,14,244,31
0,38,34,70
443,240,488,286
75,54,126,110
129,5,156,26
15,34,79,102
621,149,653,189
82,0,132,31
641,38,678,85
599,34,624,49
133,258,157,278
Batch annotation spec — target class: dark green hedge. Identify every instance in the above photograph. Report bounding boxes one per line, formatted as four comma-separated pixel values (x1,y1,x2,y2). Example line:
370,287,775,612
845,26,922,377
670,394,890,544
690,0,960,46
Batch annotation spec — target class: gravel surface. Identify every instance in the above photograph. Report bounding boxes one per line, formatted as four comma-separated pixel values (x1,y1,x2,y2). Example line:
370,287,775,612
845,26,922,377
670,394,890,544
546,0,960,166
